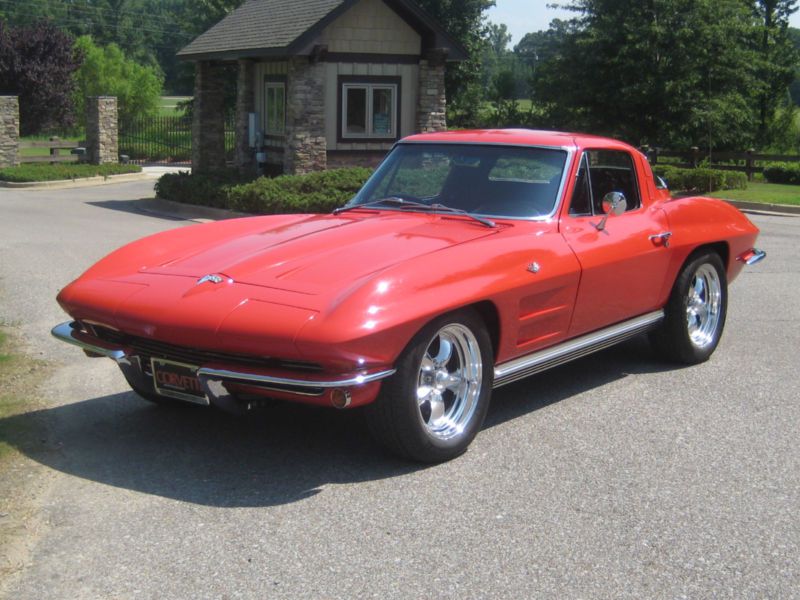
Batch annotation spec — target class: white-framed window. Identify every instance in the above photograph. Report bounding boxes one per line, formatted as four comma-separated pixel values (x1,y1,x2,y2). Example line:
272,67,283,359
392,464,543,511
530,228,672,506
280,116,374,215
265,81,285,136
341,83,398,139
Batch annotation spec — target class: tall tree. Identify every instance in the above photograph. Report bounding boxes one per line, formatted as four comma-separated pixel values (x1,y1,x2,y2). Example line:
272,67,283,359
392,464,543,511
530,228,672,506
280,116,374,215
0,20,83,135
73,35,162,128
415,0,495,126
751,0,799,145
533,0,763,150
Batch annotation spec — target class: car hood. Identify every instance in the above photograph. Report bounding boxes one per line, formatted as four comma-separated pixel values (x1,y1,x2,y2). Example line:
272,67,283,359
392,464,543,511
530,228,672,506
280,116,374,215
141,212,499,294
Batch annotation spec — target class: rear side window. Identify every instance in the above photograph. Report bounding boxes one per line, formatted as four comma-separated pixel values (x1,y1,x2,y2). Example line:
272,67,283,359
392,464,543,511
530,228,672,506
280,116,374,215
569,150,641,216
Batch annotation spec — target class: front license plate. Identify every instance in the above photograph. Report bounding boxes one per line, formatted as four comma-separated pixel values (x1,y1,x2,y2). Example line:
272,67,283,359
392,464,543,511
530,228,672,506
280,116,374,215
151,358,209,405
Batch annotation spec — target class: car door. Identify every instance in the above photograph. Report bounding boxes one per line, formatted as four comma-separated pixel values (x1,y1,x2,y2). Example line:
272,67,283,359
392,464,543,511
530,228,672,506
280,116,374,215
560,149,673,337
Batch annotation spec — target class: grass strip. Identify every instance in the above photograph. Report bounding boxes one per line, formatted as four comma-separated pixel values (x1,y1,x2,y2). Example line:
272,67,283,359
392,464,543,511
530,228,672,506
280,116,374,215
708,182,800,206
0,330,46,463
0,163,142,183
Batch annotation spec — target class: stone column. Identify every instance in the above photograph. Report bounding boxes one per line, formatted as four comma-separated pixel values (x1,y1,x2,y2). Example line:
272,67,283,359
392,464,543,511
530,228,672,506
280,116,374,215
86,96,119,164
235,59,256,175
285,57,326,175
416,49,448,133
0,96,20,168
192,61,226,174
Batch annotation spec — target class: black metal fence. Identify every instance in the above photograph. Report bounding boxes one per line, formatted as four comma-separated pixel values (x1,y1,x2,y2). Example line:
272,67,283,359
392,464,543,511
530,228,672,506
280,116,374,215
119,115,235,165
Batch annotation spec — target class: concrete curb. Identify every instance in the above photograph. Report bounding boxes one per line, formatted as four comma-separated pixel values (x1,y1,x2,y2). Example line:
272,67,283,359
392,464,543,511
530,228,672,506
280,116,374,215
133,198,247,222
0,172,153,190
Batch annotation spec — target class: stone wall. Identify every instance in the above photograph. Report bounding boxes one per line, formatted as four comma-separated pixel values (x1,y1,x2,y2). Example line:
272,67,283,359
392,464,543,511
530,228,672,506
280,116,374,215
86,96,119,164
192,61,226,173
235,59,256,175
0,96,20,168
416,49,447,133
285,57,327,175
326,150,387,170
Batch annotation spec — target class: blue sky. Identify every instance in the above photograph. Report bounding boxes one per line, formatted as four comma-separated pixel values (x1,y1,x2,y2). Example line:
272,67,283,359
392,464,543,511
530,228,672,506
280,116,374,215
486,0,800,46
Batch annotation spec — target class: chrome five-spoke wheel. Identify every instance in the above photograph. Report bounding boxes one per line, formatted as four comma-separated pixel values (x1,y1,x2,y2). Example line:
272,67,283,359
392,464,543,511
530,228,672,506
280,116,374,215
417,324,483,441
365,309,493,463
651,251,728,364
686,263,722,349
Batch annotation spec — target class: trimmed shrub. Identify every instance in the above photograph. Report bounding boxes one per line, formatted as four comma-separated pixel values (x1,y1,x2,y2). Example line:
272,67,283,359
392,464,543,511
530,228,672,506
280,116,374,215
654,166,747,194
154,167,373,214
227,168,372,213
0,163,141,183
154,169,246,208
762,162,800,185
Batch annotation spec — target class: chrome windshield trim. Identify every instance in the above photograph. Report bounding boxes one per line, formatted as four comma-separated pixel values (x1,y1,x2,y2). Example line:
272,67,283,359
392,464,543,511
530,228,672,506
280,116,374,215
197,367,397,389
493,310,665,388
51,321,127,361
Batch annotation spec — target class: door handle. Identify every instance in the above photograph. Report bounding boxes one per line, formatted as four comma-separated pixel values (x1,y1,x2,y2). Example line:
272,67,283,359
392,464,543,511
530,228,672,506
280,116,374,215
649,232,673,247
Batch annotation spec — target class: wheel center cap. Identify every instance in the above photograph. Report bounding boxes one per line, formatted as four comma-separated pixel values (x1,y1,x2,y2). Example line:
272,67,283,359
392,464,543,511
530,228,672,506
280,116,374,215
434,369,449,390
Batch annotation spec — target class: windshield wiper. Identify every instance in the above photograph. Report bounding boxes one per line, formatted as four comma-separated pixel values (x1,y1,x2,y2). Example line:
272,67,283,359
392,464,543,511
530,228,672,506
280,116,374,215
334,197,496,228
333,197,430,215
427,203,496,228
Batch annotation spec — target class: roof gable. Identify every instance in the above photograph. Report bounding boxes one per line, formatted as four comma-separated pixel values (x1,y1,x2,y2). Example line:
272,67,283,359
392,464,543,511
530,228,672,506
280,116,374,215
178,0,466,61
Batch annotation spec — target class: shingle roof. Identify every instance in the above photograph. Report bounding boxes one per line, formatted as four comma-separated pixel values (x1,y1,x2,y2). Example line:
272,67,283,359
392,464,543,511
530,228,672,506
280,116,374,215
178,0,345,59
178,0,466,61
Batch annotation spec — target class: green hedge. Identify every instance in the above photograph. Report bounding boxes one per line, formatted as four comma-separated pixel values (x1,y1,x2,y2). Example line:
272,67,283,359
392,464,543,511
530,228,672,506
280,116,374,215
654,166,748,194
0,163,142,183
762,162,800,185
155,167,373,214
153,170,247,209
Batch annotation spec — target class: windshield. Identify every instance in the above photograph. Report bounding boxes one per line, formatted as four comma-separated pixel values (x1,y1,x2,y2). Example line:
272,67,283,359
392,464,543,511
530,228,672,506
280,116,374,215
350,143,569,219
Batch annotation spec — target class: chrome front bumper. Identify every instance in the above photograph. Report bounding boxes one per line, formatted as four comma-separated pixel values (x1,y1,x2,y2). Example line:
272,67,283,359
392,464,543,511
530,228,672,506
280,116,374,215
51,321,395,412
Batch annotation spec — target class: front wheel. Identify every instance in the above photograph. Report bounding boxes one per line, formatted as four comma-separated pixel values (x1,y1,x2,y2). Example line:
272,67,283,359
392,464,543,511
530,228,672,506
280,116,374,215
365,309,493,463
650,251,728,364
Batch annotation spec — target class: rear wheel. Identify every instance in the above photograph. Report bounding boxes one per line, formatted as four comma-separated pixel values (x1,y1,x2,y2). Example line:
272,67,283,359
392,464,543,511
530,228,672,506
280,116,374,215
650,251,727,364
365,309,493,462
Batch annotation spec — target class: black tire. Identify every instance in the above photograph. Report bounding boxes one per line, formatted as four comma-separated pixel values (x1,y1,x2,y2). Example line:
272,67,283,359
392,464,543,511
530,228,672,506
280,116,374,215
650,251,728,364
364,309,494,463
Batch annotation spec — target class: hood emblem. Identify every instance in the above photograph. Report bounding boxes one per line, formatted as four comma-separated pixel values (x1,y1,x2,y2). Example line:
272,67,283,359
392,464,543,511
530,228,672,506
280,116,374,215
196,274,228,285
527,262,541,274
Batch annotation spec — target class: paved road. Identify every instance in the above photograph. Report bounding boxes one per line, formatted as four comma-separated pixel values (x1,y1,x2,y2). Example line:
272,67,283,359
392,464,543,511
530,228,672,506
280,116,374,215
1,184,798,599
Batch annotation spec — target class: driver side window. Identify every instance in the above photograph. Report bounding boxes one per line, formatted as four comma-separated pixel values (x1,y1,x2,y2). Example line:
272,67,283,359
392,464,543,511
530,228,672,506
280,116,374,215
569,150,641,216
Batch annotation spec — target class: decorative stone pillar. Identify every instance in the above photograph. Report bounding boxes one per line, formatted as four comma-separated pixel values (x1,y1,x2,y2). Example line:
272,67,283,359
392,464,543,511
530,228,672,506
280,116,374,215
416,49,448,133
285,57,326,175
235,59,256,175
0,96,20,168
86,96,119,164
192,61,226,173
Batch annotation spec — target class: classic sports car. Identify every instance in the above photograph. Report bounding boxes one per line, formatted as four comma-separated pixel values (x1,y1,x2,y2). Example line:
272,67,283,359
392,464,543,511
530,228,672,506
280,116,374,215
53,130,765,462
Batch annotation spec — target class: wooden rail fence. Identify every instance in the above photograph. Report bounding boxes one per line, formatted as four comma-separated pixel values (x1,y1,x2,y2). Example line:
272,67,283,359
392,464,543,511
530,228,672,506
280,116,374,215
640,146,800,181
19,138,81,164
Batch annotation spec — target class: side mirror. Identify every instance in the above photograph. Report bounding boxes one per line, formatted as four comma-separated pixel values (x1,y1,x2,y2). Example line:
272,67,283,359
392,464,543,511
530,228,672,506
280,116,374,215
594,192,627,231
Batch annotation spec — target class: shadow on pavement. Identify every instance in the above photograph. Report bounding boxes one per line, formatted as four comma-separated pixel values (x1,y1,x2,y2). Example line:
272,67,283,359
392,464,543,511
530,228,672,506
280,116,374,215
87,200,188,221
0,337,680,508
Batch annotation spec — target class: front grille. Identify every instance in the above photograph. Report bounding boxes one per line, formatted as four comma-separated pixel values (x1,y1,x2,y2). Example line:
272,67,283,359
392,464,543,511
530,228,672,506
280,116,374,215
87,324,322,373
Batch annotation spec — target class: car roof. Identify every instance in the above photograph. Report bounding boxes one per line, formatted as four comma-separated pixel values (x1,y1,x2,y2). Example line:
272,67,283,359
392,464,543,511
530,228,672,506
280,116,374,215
400,129,638,153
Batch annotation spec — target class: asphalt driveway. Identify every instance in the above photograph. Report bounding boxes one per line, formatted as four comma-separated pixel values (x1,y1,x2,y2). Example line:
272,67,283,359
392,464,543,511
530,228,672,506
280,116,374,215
0,182,798,599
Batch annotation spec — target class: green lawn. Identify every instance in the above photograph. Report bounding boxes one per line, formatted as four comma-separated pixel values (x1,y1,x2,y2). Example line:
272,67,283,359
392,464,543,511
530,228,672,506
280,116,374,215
709,182,800,206
19,134,82,158
158,96,191,117
0,163,141,183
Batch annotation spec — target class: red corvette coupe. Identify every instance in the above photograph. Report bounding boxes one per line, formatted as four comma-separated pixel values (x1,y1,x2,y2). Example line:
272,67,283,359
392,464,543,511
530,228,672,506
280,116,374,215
53,130,765,462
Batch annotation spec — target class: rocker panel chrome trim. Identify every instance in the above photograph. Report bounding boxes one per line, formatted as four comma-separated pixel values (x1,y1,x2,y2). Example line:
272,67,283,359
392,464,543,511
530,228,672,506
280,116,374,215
493,310,665,388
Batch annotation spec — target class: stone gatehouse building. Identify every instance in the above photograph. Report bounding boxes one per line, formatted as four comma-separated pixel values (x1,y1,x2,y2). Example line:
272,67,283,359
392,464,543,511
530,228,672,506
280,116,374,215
178,0,465,175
